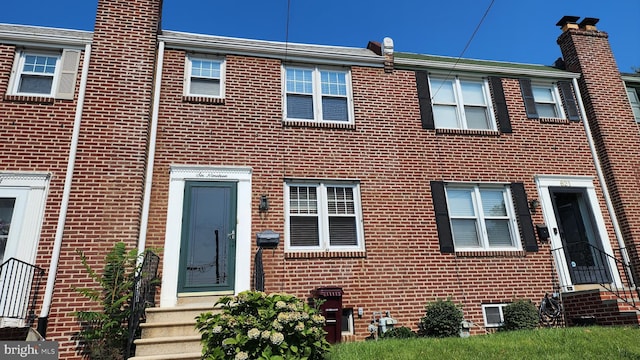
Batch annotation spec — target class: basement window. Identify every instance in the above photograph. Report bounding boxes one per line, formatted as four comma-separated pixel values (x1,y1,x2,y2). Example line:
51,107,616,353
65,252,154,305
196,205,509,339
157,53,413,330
482,303,507,328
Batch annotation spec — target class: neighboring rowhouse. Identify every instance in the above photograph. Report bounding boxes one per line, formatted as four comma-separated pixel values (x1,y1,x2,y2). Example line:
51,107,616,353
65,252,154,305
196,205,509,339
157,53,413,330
0,1,638,359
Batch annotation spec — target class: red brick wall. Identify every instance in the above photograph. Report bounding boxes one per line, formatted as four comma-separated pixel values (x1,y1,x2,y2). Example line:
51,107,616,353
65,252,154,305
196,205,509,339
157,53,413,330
36,0,161,358
558,26,640,279
146,47,618,338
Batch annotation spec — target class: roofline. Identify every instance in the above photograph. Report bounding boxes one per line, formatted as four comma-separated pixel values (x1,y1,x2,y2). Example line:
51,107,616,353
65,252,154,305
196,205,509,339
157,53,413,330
622,74,640,84
159,30,385,67
0,23,92,48
394,57,580,79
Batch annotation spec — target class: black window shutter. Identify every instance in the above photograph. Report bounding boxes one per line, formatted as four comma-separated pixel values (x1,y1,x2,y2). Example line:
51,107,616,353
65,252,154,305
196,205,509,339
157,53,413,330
510,182,538,252
519,78,539,119
416,71,435,129
488,76,512,133
430,181,454,253
558,80,581,121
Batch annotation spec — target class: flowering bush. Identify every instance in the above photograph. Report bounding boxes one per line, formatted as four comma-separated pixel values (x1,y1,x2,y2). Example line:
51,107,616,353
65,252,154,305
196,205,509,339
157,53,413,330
196,290,330,360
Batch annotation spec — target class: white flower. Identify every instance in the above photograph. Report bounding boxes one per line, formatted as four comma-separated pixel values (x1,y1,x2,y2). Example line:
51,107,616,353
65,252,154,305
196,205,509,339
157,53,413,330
276,301,287,309
235,351,249,360
294,322,305,332
261,330,271,339
270,332,284,345
248,328,260,339
212,325,222,334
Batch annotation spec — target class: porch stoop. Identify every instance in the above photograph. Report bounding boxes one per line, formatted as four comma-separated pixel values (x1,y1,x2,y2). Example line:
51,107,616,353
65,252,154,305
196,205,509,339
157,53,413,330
561,288,640,327
128,296,222,360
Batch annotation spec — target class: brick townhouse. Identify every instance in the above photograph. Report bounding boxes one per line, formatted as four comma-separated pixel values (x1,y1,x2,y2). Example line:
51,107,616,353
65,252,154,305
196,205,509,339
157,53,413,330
0,0,639,359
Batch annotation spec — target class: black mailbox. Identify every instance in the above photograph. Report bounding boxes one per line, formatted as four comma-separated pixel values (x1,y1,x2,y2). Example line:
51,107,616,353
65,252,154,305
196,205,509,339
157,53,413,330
316,287,343,344
256,230,280,248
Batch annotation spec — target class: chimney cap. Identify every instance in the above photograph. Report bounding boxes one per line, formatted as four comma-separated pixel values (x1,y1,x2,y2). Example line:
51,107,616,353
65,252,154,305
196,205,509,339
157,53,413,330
556,16,580,27
579,17,599,27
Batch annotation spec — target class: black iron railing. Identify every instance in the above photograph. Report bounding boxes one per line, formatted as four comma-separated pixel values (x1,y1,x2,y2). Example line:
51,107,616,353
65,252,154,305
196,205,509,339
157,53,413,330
0,258,45,327
125,251,160,359
551,242,639,310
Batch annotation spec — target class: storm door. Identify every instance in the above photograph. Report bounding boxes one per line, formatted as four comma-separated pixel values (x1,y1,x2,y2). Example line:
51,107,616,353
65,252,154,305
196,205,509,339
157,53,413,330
178,181,237,293
550,188,610,284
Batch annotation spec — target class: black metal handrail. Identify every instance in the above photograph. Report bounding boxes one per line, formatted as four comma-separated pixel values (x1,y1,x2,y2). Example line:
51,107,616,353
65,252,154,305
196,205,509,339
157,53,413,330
125,251,160,359
0,257,45,327
551,242,639,310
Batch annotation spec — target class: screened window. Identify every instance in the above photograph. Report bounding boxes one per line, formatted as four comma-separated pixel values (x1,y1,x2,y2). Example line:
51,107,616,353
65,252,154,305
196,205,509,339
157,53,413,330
187,56,224,97
532,84,564,118
0,198,16,263
429,76,495,130
285,66,352,123
445,184,520,251
626,87,640,122
482,304,507,327
285,181,363,251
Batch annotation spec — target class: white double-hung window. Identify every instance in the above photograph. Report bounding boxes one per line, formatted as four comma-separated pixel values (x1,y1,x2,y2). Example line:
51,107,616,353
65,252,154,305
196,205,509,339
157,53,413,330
429,76,495,130
186,55,225,98
626,87,640,122
8,49,81,99
285,66,353,123
445,184,520,251
285,181,363,251
531,83,565,118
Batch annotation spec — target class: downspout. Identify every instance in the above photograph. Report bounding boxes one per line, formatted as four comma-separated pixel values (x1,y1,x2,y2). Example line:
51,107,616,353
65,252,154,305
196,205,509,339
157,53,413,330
137,40,165,257
38,43,92,336
572,77,634,287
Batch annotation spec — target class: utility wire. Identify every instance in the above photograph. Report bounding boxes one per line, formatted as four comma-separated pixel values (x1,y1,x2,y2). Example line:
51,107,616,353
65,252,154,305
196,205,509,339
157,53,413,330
430,0,496,101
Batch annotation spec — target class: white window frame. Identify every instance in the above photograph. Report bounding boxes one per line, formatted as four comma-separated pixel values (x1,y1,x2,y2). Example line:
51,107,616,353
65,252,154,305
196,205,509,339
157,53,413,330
283,65,354,124
531,83,566,119
284,180,364,252
185,55,226,98
445,183,521,252
626,87,640,123
341,308,354,335
482,303,507,328
9,50,61,97
428,75,496,130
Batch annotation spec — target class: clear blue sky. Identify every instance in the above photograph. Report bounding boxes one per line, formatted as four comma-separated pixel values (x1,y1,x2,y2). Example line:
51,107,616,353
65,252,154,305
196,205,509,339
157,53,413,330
1,0,638,72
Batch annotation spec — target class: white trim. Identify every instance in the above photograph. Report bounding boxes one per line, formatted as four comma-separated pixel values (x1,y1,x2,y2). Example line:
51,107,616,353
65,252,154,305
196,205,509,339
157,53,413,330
184,54,226,98
535,175,622,291
8,50,61,97
531,82,566,120
481,303,507,328
161,165,252,307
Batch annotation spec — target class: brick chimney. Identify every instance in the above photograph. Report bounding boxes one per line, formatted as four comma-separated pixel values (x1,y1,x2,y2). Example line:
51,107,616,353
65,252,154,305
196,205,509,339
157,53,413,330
556,16,640,278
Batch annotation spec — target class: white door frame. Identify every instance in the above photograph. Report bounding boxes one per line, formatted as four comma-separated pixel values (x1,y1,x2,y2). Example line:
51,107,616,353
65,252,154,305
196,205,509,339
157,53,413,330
535,175,622,291
160,165,252,307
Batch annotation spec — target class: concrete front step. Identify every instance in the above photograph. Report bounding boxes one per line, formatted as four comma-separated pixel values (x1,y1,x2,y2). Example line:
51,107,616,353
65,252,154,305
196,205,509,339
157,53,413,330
145,303,218,323
140,320,199,338
134,335,202,357
129,351,202,360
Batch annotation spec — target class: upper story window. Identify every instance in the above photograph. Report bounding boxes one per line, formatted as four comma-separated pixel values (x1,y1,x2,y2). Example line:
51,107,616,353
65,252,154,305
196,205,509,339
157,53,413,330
284,181,364,252
428,76,496,130
626,87,640,122
8,49,80,100
520,78,580,121
284,66,353,123
186,55,225,98
445,184,521,251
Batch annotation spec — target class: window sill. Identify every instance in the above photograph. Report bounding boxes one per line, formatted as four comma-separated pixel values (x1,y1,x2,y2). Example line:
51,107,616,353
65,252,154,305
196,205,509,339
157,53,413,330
283,119,355,130
538,117,571,124
182,95,225,105
435,128,500,136
454,250,527,258
4,94,55,104
285,250,366,259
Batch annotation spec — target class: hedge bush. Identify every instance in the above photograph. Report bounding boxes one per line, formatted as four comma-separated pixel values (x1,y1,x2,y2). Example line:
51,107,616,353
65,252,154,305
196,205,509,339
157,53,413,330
502,299,538,331
418,299,463,338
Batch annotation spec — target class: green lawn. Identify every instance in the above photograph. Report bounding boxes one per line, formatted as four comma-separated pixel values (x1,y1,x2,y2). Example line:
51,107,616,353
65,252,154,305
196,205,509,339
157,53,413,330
327,327,640,360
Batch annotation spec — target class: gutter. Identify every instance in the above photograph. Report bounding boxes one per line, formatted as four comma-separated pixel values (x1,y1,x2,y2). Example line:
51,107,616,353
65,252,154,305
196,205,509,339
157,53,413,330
38,43,92,337
572,77,634,287
137,40,165,257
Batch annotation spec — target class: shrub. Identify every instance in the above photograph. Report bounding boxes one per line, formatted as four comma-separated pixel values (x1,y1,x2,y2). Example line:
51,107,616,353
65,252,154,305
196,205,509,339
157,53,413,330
418,299,463,338
379,326,417,339
502,299,538,331
196,291,330,360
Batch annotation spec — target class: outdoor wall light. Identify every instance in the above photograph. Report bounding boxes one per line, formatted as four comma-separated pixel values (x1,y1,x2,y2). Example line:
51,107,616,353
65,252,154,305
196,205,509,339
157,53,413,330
528,199,540,213
259,194,269,212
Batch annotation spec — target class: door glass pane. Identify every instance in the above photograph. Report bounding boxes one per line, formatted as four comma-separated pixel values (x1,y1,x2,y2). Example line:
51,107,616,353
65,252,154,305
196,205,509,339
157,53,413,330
0,198,16,263
451,219,479,247
184,186,230,288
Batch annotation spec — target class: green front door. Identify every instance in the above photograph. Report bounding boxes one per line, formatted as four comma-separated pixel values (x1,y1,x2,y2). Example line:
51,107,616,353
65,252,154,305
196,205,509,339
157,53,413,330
178,181,237,293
